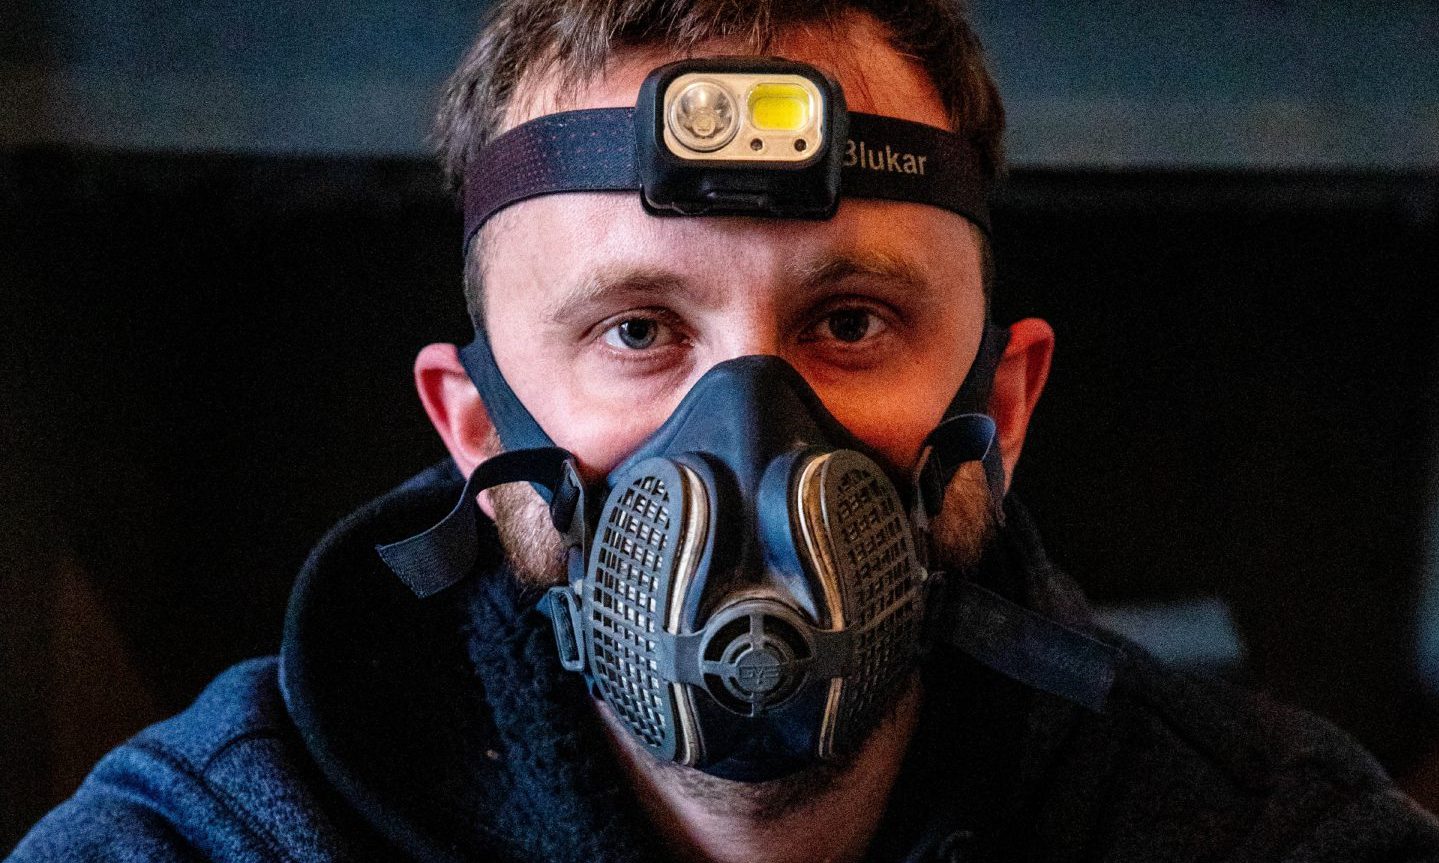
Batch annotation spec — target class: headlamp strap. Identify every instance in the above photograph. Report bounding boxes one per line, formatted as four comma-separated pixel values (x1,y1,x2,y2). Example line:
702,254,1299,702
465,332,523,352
376,447,580,599
839,112,991,234
462,108,993,248
463,108,638,249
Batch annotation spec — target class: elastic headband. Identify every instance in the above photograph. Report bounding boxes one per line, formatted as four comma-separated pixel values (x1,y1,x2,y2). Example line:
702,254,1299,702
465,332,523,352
462,108,993,246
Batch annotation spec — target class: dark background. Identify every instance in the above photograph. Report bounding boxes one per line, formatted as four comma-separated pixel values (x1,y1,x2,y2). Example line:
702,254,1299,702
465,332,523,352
3,0,1438,852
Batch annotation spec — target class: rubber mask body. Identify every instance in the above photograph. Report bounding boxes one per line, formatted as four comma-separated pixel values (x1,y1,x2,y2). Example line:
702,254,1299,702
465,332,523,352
562,355,928,781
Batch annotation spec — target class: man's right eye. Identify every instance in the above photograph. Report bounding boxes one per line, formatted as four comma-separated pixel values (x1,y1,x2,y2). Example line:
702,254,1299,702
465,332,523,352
603,317,671,351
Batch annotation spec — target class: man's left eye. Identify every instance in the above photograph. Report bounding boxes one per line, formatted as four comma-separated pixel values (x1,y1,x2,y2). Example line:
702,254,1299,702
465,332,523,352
816,308,887,344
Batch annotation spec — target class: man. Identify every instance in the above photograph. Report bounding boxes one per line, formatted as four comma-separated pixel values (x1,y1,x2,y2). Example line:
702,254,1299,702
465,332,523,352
11,1,1439,861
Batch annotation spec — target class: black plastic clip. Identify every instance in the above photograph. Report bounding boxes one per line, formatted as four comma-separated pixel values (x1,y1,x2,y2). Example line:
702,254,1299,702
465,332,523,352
548,458,589,553
541,586,587,673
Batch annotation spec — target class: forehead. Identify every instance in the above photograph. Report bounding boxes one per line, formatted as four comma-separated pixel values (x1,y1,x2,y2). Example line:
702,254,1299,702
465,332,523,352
500,11,951,139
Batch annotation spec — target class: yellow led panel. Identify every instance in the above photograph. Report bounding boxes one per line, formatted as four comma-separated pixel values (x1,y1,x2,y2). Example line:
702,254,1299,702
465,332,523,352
748,83,811,131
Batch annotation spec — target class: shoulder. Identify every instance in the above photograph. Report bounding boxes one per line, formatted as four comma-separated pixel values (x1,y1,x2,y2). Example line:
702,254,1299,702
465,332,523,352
8,658,367,863
1086,647,1439,862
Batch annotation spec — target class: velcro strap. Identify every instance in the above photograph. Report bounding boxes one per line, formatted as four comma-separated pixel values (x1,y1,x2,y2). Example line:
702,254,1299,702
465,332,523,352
462,108,993,246
376,447,574,599
942,579,1123,712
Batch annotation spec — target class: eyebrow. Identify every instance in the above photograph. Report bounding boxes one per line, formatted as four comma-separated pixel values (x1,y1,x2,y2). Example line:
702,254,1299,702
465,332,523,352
786,249,931,301
543,264,692,327
543,247,932,327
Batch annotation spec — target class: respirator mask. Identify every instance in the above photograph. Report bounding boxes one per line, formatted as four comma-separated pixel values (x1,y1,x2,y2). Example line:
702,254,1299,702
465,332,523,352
378,58,1120,782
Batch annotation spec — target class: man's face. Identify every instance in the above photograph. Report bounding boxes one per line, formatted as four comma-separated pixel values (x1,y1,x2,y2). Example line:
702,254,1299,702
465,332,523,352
483,22,986,487
413,14,1051,810
418,14,1050,585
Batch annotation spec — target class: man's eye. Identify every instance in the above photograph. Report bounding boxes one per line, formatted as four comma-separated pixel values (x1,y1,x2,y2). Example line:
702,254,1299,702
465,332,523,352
603,317,670,350
822,308,885,344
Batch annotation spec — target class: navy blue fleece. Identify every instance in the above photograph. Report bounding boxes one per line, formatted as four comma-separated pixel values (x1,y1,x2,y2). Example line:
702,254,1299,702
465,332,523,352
11,463,1439,862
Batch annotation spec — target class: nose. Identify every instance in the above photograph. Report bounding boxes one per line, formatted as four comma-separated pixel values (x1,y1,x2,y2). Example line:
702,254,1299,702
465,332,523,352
698,309,788,369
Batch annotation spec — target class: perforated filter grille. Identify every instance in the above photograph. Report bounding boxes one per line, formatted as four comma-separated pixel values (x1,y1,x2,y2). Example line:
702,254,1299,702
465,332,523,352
588,474,675,751
828,459,923,750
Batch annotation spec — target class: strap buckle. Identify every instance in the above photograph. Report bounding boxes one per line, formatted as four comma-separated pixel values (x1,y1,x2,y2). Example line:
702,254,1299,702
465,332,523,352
541,586,587,673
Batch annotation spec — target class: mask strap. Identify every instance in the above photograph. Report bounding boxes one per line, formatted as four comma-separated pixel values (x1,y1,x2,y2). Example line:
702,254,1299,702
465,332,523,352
375,447,583,599
938,579,1123,713
915,413,1004,523
915,323,1011,525
947,322,1009,416
458,325,557,453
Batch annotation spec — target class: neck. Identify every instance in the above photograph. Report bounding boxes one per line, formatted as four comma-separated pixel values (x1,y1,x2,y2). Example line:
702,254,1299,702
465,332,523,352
598,678,922,863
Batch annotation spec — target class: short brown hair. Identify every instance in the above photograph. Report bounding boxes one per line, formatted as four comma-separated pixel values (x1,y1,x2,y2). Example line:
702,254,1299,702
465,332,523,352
433,0,1005,319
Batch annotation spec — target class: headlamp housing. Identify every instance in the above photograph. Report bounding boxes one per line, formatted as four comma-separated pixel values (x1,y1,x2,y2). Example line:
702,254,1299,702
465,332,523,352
636,57,847,218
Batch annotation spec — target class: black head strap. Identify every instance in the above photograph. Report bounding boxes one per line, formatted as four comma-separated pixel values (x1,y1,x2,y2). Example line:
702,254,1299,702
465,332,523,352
948,323,1009,416
839,112,992,235
458,321,555,453
463,108,639,247
463,109,992,249
913,323,1012,525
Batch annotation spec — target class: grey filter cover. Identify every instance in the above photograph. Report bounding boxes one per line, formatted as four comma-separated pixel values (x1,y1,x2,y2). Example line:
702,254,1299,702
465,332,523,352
584,458,703,764
797,450,926,756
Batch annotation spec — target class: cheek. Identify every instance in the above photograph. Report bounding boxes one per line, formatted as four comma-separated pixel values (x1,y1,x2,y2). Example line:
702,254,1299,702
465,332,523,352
809,334,977,471
549,402,679,481
501,357,682,482
822,374,954,469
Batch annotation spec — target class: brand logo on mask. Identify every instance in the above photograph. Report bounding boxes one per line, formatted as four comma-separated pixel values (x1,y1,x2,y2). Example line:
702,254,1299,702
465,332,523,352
736,651,785,693
844,139,928,176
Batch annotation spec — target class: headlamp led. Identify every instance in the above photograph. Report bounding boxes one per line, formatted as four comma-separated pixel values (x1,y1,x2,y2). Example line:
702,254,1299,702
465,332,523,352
667,78,739,152
748,83,812,132
662,71,824,160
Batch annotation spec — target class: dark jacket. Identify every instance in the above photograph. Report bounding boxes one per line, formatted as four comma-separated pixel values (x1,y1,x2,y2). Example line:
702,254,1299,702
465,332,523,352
11,463,1439,862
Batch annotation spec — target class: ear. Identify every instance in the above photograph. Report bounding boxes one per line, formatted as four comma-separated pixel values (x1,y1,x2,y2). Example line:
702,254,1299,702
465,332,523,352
988,318,1055,493
415,343,499,516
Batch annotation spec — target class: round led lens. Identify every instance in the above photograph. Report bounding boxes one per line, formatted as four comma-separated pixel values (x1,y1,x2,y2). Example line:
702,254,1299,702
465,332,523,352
669,80,739,152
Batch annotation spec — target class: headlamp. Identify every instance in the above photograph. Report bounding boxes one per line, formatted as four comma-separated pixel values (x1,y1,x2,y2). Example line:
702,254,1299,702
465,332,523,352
638,58,845,217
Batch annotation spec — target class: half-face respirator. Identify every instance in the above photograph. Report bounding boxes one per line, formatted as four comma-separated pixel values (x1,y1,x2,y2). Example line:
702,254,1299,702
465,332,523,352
378,58,1120,782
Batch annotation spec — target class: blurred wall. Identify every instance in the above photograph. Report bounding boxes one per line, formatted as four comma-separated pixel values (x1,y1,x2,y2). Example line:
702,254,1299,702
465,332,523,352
1,1,1436,167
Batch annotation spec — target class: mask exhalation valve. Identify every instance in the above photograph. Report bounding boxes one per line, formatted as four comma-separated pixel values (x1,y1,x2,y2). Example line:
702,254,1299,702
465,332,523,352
700,602,812,715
